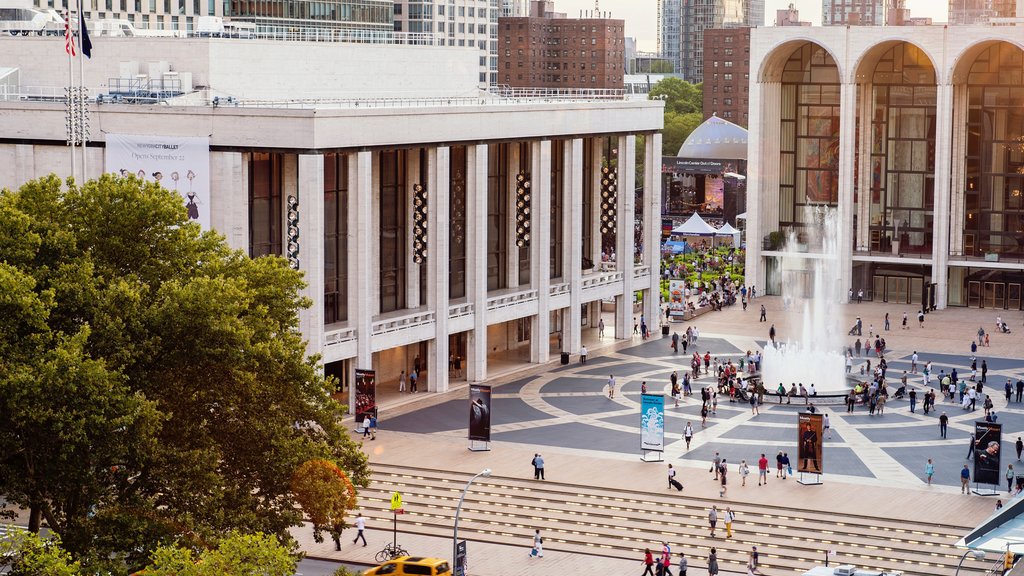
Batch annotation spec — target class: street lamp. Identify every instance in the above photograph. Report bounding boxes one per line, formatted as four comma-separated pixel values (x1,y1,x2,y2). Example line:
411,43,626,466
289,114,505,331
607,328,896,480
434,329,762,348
452,468,491,575
954,549,987,575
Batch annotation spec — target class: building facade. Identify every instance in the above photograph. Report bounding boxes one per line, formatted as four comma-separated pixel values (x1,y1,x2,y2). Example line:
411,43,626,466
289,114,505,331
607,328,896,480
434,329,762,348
680,0,747,83
658,0,682,73
776,3,811,25
822,0,888,25
948,0,1023,24
0,35,663,409
746,25,1024,310
393,0,498,85
497,5,625,89
702,26,750,126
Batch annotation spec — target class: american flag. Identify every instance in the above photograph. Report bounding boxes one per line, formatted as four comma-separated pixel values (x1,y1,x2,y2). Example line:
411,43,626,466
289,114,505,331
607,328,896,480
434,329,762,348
64,11,76,56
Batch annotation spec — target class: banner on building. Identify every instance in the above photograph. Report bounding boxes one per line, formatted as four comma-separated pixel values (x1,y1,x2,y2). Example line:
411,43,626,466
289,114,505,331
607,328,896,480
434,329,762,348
974,421,1002,486
662,157,725,175
354,369,376,423
468,384,491,442
640,394,665,452
797,413,823,474
104,134,211,230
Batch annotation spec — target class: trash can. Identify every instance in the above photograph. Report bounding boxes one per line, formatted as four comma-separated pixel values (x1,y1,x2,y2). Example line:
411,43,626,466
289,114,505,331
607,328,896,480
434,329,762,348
560,352,570,365
661,325,670,336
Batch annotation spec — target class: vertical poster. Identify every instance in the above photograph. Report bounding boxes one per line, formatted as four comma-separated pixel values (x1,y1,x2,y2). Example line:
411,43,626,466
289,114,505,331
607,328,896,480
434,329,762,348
797,413,823,474
104,134,211,231
974,421,1002,486
468,385,491,442
640,394,665,452
354,369,376,423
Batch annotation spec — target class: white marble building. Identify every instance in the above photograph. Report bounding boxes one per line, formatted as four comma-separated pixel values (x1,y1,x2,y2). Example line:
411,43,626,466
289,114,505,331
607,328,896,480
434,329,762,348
745,25,1024,310
0,36,664,408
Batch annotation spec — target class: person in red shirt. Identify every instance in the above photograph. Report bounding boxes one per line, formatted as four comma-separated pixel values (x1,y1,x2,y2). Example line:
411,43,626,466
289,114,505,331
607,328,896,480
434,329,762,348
641,548,655,576
757,453,769,486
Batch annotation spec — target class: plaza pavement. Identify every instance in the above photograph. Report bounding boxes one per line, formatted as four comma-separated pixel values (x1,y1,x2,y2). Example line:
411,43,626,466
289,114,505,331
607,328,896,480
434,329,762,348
298,297,1024,575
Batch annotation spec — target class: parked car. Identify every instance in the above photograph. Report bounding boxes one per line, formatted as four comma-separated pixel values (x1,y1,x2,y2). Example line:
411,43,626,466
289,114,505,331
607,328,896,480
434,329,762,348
363,556,452,576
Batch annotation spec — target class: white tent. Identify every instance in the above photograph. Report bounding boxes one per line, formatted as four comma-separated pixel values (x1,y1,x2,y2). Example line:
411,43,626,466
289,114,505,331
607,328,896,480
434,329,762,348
716,222,741,247
671,212,717,236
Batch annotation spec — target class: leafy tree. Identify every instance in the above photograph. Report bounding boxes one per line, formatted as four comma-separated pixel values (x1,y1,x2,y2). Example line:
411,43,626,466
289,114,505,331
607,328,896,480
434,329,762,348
648,77,703,115
142,532,297,576
0,531,81,576
662,112,705,156
0,175,370,573
290,459,358,550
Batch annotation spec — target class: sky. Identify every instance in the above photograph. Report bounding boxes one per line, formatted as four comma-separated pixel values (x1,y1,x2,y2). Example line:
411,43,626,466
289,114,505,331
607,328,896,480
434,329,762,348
553,0,950,52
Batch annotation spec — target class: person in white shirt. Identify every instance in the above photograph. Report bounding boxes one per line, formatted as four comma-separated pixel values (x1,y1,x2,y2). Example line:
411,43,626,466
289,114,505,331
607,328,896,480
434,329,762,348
352,512,367,546
607,375,616,399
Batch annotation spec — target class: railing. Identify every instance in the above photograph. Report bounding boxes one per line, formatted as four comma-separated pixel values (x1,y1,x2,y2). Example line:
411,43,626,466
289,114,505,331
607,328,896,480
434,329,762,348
448,303,474,320
486,289,538,312
324,326,358,347
371,310,435,337
549,283,570,297
581,271,624,289
633,265,651,279
491,85,626,100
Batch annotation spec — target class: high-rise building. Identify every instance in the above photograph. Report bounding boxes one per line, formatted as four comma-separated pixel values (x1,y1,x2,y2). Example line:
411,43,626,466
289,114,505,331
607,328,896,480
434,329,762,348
822,0,889,25
498,2,625,89
702,27,750,126
746,0,764,25
948,0,1022,24
680,0,746,84
30,0,393,35
776,2,811,25
394,0,498,85
658,0,681,74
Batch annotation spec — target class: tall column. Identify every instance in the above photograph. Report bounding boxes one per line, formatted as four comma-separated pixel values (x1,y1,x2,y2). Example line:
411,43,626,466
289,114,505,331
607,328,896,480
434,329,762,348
530,140,552,363
836,82,858,299
643,132,663,328
507,143,521,288
745,79,765,291
348,151,375,414
210,151,248,253
589,137,603,267
427,146,451,392
856,83,873,252
297,153,325,358
405,149,422,308
949,83,968,256
564,138,584,354
615,135,636,339
466,144,489,382
931,82,954,310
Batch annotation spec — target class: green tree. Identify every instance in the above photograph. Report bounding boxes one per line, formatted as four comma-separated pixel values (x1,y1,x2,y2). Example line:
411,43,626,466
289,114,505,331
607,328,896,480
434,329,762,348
648,77,703,115
0,531,81,576
290,459,359,550
0,175,370,574
662,112,705,156
143,532,297,576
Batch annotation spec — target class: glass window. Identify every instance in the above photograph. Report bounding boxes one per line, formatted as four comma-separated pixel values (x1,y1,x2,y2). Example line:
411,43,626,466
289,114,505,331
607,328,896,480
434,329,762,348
487,143,509,290
249,152,282,258
324,153,349,325
379,150,407,313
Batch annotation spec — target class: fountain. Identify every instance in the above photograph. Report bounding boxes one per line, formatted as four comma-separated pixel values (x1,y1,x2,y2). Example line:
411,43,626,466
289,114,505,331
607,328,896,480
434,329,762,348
761,207,849,394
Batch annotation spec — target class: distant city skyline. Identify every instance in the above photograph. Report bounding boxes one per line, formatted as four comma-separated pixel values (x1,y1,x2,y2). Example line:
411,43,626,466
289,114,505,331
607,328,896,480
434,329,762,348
554,0,949,52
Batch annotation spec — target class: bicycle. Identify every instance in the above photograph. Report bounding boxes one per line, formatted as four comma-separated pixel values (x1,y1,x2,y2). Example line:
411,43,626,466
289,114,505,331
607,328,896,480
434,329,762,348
374,542,409,563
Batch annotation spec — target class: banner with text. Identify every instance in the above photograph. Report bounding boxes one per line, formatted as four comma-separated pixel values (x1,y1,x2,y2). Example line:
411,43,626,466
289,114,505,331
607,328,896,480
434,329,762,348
974,421,1002,486
354,369,376,423
104,134,211,230
797,413,823,474
468,385,491,442
640,394,665,452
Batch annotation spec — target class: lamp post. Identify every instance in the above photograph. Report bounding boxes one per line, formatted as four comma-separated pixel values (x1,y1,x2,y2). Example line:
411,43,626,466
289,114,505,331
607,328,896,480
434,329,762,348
954,549,987,575
452,468,491,576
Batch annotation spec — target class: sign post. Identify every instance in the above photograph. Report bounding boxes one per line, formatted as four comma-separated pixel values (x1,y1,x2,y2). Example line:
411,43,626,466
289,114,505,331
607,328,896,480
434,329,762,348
640,393,665,462
468,384,491,451
455,540,467,576
390,491,402,549
973,421,1002,495
797,413,824,485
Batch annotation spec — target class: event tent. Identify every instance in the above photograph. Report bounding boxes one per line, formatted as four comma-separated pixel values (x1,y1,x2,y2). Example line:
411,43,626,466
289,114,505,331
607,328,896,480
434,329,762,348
716,222,741,247
671,212,717,236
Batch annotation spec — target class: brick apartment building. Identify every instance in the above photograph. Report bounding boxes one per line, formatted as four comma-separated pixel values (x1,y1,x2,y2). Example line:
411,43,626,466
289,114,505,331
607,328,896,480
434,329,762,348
702,27,750,127
498,0,626,90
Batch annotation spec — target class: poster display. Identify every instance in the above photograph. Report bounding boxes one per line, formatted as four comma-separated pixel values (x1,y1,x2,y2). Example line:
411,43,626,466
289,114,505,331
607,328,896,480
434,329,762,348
797,413,823,474
354,369,376,423
104,133,211,230
468,385,491,442
640,394,665,452
974,421,1002,486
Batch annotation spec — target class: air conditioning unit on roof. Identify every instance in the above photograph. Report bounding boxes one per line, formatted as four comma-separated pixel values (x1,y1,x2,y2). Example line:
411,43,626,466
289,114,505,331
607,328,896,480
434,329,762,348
833,567,858,576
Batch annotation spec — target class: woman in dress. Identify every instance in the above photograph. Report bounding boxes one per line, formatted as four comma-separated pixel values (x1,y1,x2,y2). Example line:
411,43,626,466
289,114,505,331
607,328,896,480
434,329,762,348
707,548,719,576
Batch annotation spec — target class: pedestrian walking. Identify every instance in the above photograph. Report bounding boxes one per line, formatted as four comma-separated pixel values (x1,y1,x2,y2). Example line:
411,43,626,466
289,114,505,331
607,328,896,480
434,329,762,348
1016,437,1023,461
918,310,925,327
925,459,934,485
678,554,688,576
708,506,718,537
711,452,721,480
398,370,406,393
967,433,976,459
668,463,683,491
409,370,418,393
724,507,735,538
642,549,656,576
684,422,694,450
580,345,588,364
902,312,908,330
758,454,768,486
352,512,367,546
598,318,605,339
768,323,776,344
884,312,890,331
961,464,971,494
718,459,728,497
528,529,544,558
608,375,616,399
708,548,719,576
823,413,831,439
939,412,948,439
759,304,766,322
739,460,750,487
1007,464,1016,493
531,453,544,479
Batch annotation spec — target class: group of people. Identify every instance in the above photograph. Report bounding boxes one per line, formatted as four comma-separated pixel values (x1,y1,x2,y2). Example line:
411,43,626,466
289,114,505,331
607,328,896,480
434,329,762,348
639,541,762,576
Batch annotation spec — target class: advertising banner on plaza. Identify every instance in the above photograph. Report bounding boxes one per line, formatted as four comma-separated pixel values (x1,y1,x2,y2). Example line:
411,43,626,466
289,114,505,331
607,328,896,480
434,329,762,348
354,369,376,423
640,394,665,452
468,385,491,442
974,421,1002,486
104,133,211,231
797,413,823,474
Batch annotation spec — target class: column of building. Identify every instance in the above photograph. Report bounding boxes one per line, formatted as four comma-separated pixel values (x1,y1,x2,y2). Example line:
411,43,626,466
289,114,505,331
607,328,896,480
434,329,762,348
405,151,422,307
530,140,552,363
587,137,604,329
426,146,451,392
466,144,489,383
615,135,636,338
855,82,872,253
563,138,584,356
507,144,522,288
643,132,663,327
209,151,248,253
744,80,767,289
296,154,326,358
836,81,858,297
348,151,376,410
931,81,955,309
946,81,970,306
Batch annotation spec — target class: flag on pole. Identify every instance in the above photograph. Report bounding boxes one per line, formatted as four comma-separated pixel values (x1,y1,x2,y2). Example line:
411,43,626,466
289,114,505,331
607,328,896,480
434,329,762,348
64,11,76,56
77,0,92,58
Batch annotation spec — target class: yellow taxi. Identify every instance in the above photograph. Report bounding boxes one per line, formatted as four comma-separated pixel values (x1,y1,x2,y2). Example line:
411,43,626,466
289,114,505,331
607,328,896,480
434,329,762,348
363,556,452,576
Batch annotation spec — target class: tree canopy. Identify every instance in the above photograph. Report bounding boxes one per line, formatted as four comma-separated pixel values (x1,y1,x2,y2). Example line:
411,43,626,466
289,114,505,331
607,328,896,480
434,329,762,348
0,175,370,574
648,77,702,116
662,112,705,157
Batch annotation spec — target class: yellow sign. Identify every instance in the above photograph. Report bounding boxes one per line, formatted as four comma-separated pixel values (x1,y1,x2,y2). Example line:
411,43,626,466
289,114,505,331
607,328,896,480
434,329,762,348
390,491,402,511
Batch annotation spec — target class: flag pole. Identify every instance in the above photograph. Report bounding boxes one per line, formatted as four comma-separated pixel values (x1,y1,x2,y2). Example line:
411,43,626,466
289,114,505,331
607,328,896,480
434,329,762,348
79,27,87,182
67,8,77,182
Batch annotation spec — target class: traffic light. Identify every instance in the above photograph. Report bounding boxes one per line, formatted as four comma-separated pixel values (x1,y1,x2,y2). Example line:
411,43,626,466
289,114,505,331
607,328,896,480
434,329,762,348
286,195,299,270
